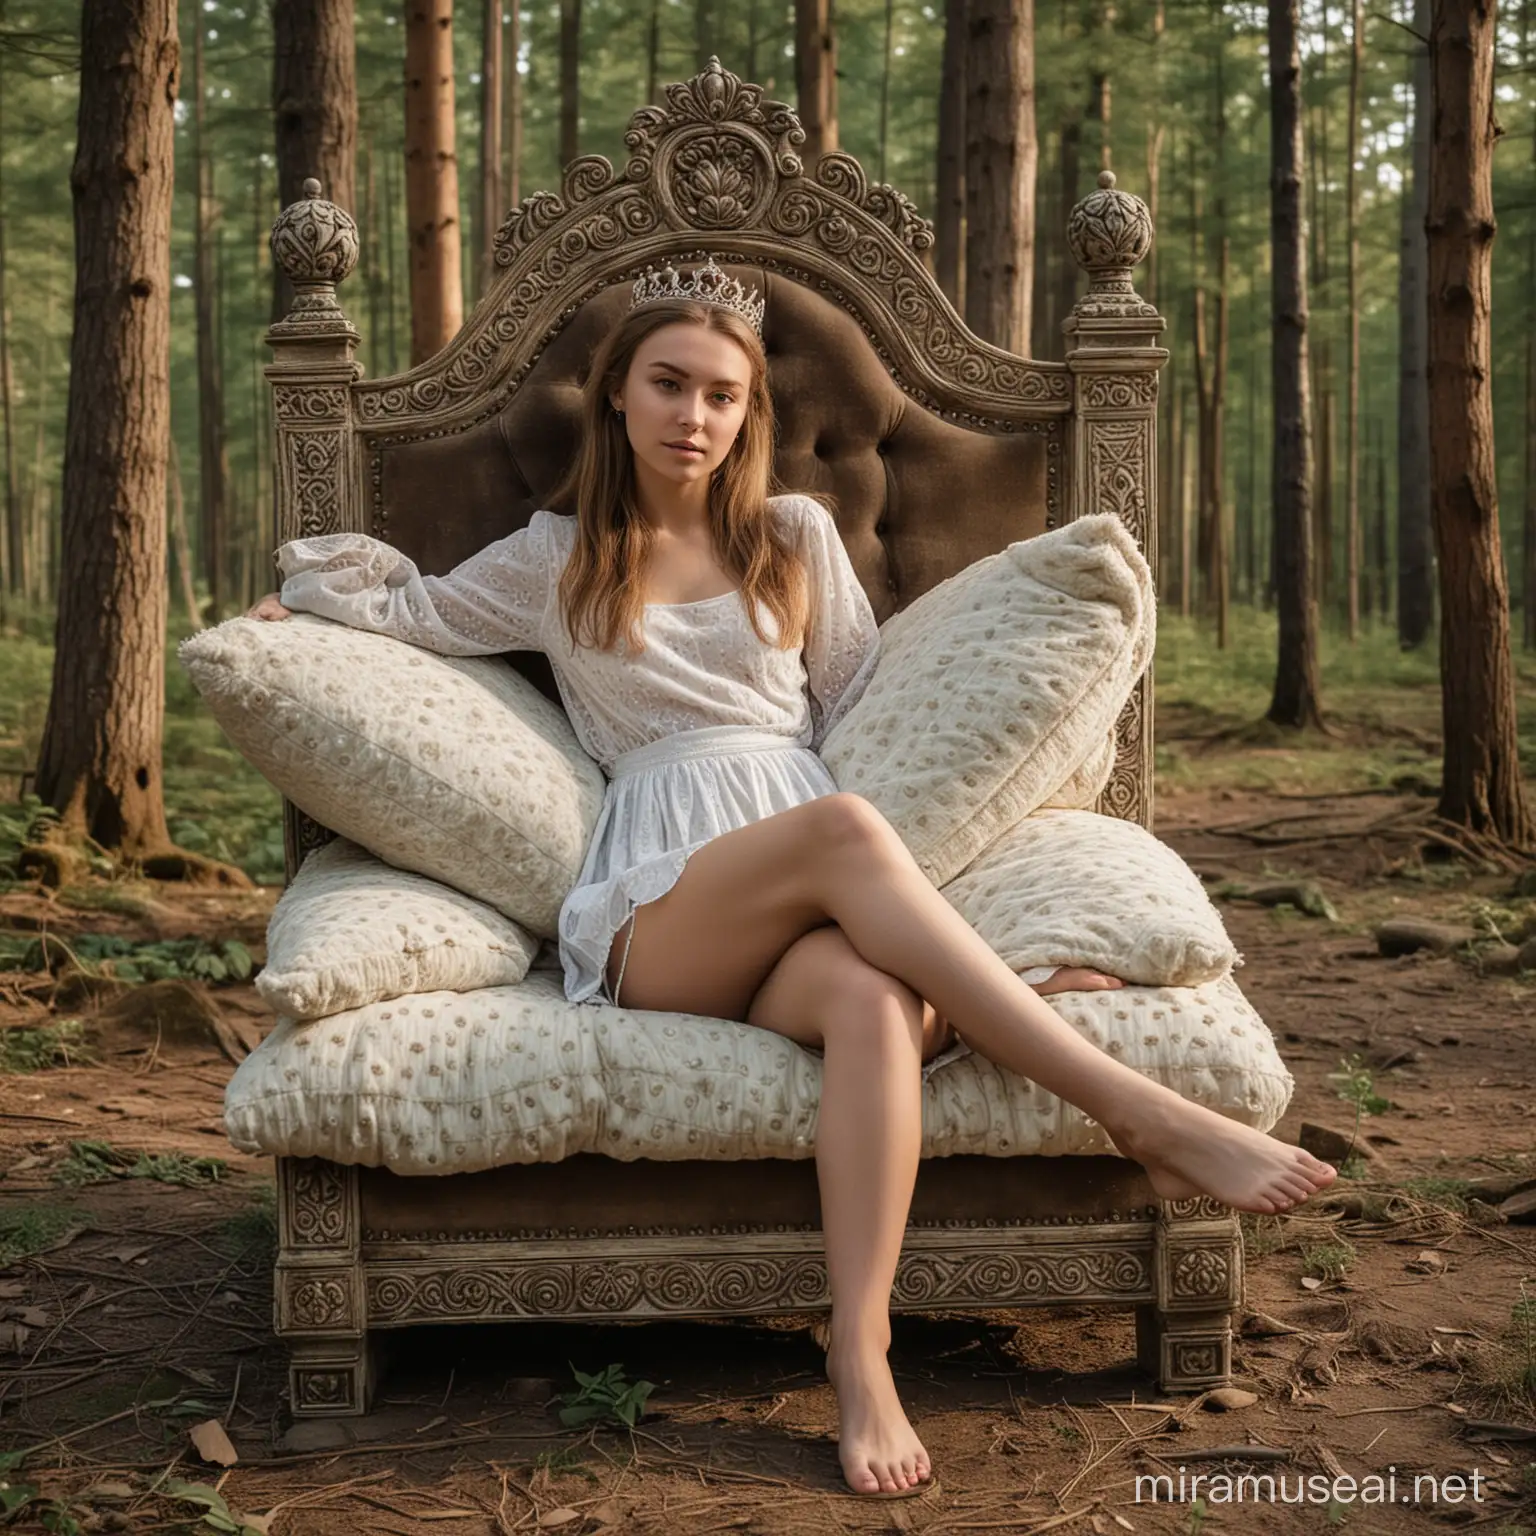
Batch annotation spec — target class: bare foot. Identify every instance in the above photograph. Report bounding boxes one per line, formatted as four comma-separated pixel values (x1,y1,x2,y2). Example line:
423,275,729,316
825,1342,933,1496
1033,966,1125,996
1105,1087,1337,1215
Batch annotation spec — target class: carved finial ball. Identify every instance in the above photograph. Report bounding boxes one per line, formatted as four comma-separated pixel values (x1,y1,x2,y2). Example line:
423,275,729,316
271,178,361,289
1067,171,1153,276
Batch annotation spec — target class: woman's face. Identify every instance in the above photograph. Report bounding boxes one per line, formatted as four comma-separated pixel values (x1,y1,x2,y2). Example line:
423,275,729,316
610,321,754,493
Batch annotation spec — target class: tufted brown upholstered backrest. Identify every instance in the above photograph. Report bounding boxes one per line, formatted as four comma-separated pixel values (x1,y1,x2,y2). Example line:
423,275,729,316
372,267,1056,627
265,59,1165,869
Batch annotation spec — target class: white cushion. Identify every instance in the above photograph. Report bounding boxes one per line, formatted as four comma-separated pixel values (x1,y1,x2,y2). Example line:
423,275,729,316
942,810,1238,988
222,971,1293,1174
820,514,1154,887
179,616,605,937
258,838,542,1021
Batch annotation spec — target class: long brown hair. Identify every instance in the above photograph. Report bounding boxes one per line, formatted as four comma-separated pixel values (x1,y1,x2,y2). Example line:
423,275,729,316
546,295,810,657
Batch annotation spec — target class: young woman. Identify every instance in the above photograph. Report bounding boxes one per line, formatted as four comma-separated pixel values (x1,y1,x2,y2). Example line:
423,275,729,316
249,258,1336,1501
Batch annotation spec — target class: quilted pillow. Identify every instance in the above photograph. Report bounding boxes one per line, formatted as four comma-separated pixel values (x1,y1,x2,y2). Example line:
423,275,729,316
942,809,1238,988
221,970,1292,1173
819,513,1154,886
179,615,605,936
258,837,542,1021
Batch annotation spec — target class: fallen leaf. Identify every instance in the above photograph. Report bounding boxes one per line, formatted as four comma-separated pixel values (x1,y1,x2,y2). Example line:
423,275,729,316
83,1483,136,1500
1112,1518,1135,1532
1406,1250,1447,1275
414,1414,448,1434
0,1322,29,1352
242,1518,273,1535
589,1503,628,1527
103,1242,155,1264
1204,1388,1259,1412
0,1282,24,1300
1299,1276,1323,1291
538,1510,582,1528
188,1419,238,1466
16,1307,50,1328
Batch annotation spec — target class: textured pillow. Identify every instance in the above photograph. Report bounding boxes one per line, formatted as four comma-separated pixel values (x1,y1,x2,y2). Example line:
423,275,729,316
258,837,542,1021
820,514,1154,886
221,970,1292,1173
179,616,605,936
942,810,1238,988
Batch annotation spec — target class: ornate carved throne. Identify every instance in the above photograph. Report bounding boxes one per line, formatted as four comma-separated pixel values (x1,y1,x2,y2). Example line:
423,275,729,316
261,60,1240,1419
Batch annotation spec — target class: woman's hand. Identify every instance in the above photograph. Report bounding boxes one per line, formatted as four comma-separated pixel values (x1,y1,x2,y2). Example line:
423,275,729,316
248,593,293,621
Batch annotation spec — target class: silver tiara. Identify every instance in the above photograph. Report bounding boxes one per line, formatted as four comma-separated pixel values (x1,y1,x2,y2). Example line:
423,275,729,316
630,256,765,333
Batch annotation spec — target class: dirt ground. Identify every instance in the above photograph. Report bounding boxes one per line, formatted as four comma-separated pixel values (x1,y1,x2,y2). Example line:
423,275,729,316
1,786,1534,1535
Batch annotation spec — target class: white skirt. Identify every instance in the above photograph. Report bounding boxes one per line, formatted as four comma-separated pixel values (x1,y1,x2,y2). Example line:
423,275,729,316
555,723,978,1080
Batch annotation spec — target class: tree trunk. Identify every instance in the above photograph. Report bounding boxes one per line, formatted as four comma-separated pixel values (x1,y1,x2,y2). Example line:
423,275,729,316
936,0,966,308
271,0,356,321
1267,0,1324,729
1525,0,1536,650
507,0,524,204
558,0,581,166
964,0,1036,353
193,10,228,621
167,434,200,628
696,0,715,69
478,0,503,301
405,0,464,364
1344,0,1363,639
0,1,20,605
878,0,895,181
1425,0,1534,845
384,147,400,373
645,0,660,107
35,0,178,855
795,0,838,166
1399,0,1435,646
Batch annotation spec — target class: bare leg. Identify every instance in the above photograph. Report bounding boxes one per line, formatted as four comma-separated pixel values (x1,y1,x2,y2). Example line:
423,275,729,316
744,926,942,1494
607,793,1336,1215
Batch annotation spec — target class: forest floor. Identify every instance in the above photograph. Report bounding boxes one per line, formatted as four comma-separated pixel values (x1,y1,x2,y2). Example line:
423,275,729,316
0,619,1534,1535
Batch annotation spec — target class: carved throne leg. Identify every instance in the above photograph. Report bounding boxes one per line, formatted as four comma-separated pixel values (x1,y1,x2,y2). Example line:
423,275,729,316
1135,1196,1242,1392
276,1157,378,1415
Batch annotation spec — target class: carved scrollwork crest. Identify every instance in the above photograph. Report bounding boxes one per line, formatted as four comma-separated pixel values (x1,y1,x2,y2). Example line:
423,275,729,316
289,1276,352,1330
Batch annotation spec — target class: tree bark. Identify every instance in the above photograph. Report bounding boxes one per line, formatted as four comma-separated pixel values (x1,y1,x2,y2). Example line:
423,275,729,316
405,0,464,364
1190,23,1230,647
0,0,20,604
558,0,581,166
935,0,966,308
507,0,524,205
35,0,178,854
478,0,503,301
193,9,228,620
1344,0,1363,638
878,0,895,181
271,0,356,321
796,0,838,166
964,0,1036,353
1267,0,1324,729
1425,0,1534,844
1525,0,1536,650
1398,0,1435,646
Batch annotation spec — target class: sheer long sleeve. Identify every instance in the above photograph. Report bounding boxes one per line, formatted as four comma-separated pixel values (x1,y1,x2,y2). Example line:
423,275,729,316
790,495,881,752
276,513,554,657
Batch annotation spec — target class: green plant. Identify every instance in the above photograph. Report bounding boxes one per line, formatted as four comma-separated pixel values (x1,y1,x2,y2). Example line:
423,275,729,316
1299,1241,1356,1282
1187,1495,1207,1535
215,1182,277,1259
0,1019,93,1073
0,1203,86,1265
1326,1053,1390,1167
556,1362,656,1428
54,1141,227,1189
1,932,254,985
1506,1283,1536,1407
1400,1176,1472,1213
164,1478,269,1536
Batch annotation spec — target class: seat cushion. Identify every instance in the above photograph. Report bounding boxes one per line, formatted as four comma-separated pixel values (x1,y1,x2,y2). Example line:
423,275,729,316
819,513,1154,887
179,616,606,936
941,809,1238,988
258,838,542,1021
222,971,1293,1174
